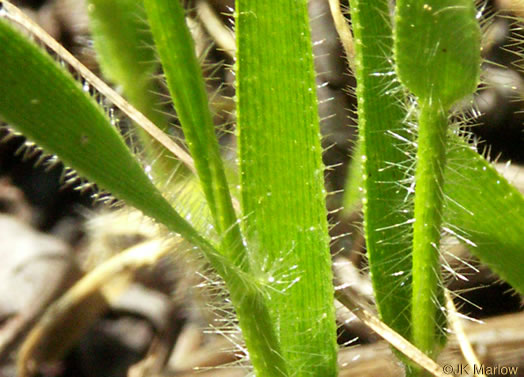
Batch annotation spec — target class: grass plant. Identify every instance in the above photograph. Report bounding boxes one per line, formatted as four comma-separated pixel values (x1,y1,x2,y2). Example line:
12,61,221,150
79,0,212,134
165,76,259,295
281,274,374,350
0,0,524,376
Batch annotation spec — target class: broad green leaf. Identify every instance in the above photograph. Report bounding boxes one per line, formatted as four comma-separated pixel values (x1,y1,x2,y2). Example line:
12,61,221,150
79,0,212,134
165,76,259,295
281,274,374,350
395,0,481,107
236,1,337,375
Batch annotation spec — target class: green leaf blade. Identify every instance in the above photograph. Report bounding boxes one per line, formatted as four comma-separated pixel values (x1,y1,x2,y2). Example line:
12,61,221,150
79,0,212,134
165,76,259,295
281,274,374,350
350,0,414,342
395,0,481,107
0,16,203,252
444,142,524,294
237,1,337,375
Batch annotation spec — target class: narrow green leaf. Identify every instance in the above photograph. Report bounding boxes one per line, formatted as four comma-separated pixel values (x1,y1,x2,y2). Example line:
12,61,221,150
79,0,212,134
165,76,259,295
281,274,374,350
349,0,414,341
236,1,337,375
143,0,244,265
86,0,214,239
0,15,204,264
444,141,524,294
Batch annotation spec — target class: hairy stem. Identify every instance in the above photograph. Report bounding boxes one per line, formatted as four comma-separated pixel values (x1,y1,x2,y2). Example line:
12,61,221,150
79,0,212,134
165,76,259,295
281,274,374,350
411,102,447,358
